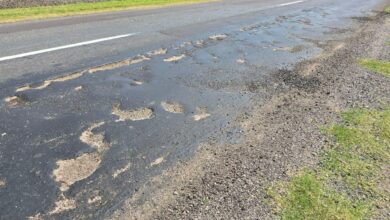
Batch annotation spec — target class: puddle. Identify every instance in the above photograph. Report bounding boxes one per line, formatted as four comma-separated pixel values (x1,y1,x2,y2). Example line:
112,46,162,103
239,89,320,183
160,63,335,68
161,101,184,114
112,104,154,121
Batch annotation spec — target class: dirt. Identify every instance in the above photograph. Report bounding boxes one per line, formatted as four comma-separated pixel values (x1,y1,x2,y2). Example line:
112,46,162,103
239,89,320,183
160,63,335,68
112,12,390,219
161,101,184,114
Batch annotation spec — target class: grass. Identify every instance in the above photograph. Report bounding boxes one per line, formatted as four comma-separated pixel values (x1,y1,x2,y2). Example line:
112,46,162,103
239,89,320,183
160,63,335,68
0,0,213,23
359,59,390,78
268,108,390,220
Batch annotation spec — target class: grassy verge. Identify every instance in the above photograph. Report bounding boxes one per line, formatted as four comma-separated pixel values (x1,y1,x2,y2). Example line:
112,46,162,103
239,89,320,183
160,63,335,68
268,108,390,219
0,0,212,23
359,59,390,78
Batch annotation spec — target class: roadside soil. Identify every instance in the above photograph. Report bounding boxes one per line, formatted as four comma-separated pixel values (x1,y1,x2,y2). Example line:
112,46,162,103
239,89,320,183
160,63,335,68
111,10,390,220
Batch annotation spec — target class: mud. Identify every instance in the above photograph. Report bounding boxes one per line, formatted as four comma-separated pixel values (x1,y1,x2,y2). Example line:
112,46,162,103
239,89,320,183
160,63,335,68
112,104,154,121
161,101,184,114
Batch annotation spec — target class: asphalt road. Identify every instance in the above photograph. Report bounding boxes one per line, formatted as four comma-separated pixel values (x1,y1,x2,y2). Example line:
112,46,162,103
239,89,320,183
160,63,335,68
0,0,386,219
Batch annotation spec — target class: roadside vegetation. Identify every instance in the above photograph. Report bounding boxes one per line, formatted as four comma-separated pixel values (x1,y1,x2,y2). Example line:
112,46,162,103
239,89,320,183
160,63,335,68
0,0,211,23
268,45,390,219
359,59,390,78
269,108,390,219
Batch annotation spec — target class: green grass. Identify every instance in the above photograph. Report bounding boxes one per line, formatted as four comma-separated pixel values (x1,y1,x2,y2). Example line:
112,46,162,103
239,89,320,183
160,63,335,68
268,108,390,220
0,0,212,23
359,59,390,78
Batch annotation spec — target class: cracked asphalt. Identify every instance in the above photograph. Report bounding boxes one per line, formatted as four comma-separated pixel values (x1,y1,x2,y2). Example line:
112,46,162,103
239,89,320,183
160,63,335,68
0,0,387,219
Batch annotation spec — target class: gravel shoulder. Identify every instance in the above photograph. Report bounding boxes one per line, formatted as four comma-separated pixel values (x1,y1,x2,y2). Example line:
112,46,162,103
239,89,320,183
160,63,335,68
112,10,390,220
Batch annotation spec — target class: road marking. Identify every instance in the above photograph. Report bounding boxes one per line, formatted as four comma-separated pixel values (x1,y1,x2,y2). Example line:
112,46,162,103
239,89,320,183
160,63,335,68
278,0,305,7
0,33,138,62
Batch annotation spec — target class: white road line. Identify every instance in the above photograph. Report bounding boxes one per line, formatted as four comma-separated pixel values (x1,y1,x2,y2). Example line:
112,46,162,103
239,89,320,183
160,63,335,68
0,33,138,62
278,0,306,7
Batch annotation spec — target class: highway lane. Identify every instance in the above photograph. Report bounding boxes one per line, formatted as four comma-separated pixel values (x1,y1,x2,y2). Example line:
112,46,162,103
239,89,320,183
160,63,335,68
0,0,386,219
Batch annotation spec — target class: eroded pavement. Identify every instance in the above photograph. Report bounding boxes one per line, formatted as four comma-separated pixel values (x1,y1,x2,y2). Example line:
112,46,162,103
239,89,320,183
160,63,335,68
0,0,386,219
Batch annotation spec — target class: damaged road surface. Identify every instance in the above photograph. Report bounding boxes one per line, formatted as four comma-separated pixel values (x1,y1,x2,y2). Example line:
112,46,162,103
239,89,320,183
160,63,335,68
0,0,388,219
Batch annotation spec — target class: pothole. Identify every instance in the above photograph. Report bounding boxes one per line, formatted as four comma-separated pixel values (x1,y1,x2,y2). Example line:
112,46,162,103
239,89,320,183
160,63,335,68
150,157,164,167
79,122,108,153
193,107,211,121
148,48,168,56
16,71,85,92
88,55,150,74
53,122,109,192
4,96,23,106
209,34,228,41
112,163,131,178
164,54,186,62
49,195,76,214
161,101,184,114
130,80,144,86
0,177,6,188
88,195,102,205
53,153,101,192
236,58,246,64
112,104,154,122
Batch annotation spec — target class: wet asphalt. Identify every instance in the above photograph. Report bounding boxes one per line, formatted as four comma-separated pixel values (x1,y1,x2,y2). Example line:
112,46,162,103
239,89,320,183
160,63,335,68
0,0,386,219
